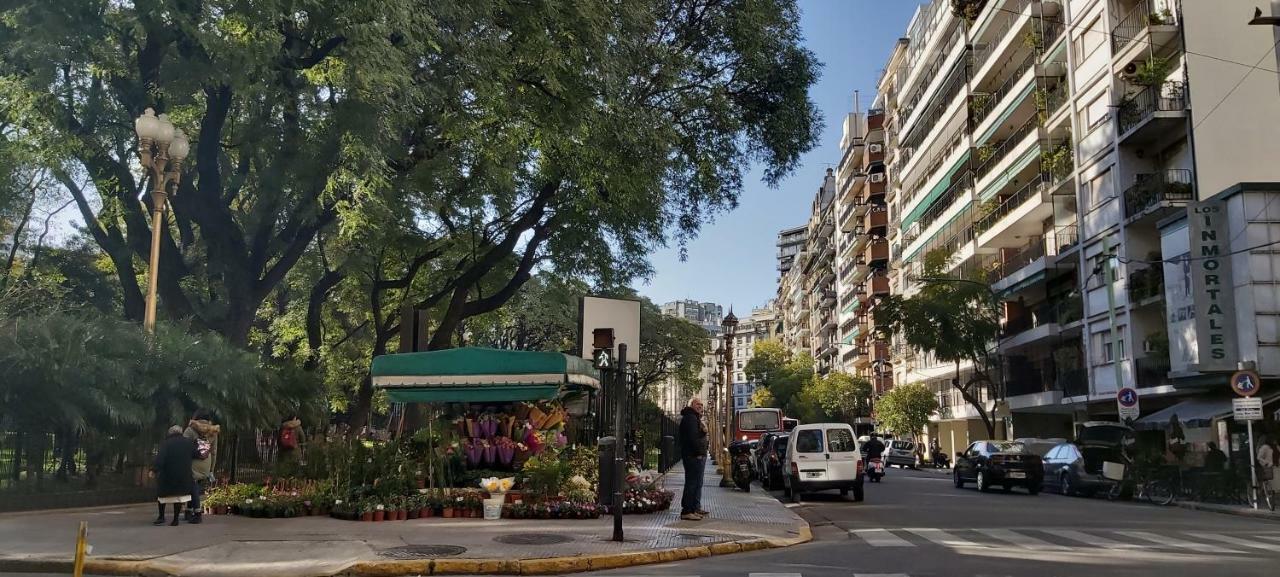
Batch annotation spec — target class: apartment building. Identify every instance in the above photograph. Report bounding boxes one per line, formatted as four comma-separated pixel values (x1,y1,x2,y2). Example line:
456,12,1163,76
776,226,809,356
660,299,724,335
692,305,779,414
867,0,1280,458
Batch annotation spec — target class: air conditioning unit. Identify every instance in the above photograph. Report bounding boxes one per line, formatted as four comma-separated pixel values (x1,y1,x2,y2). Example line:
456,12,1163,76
870,173,886,183
869,143,884,154
1120,62,1139,81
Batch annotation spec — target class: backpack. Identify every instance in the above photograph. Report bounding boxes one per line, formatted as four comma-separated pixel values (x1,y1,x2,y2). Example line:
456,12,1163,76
280,426,298,450
195,438,211,460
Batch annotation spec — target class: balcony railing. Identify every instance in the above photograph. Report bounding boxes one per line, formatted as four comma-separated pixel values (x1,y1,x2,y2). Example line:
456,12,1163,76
1135,355,1172,388
975,116,1041,179
900,57,971,171
1127,265,1165,303
904,127,967,210
1118,82,1186,135
970,0,1035,71
1058,367,1089,397
1051,224,1079,254
975,172,1050,236
916,170,974,233
971,53,1036,127
1123,168,1194,218
1113,1,1176,53
1001,295,1081,339
986,238,1047,283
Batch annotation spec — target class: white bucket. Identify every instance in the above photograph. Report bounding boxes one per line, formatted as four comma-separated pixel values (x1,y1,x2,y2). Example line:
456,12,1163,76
483,497,504,520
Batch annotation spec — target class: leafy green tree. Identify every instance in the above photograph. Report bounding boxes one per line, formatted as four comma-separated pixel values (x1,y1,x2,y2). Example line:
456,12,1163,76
875,382,939,438
874,250,1001,437
811,372,873,424
745,341,813,410
750,387,777,408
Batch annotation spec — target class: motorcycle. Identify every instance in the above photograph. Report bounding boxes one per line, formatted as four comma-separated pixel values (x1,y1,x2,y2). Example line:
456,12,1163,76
931,449,951,469
866,457,885,483
728,440,754,492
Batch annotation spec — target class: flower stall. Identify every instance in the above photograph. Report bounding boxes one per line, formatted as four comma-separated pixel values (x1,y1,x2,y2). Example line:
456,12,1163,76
199,348,673,522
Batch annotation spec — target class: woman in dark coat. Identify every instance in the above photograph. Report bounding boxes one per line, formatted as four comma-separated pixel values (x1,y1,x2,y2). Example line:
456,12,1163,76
153,425,198,526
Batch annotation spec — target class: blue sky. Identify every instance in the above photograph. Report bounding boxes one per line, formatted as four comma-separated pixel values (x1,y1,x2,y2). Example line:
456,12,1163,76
639,0,921,311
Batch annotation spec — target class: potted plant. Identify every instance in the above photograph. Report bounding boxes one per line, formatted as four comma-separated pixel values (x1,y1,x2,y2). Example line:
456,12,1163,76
360,501,374,522
442,494,457,518
373,503,386,522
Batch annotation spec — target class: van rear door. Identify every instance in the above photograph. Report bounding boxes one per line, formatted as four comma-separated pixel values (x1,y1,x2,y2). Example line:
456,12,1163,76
792,428,829,481
825,426,860,482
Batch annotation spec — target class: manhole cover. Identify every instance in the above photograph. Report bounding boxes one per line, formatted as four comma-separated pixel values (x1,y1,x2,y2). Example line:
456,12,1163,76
494,533,575,545
379,545,467,559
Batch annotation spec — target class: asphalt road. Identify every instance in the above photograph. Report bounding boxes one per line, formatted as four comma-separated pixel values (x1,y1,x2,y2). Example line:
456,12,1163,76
589,467,1280,577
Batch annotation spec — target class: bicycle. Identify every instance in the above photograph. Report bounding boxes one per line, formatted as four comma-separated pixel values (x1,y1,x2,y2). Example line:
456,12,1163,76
1249,467,1276,511
1107,463,1175,505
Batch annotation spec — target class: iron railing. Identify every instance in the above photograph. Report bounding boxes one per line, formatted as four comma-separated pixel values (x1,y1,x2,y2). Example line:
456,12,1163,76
1052,224,1080,254
1135,355,1172,388
1112,1,1174,53
916,170,975,233
975,116,1041,179
971,53,1036,127
1118,82,1186,135
975,173,1050,236
1123,168,1194,218
1127,265,1166,303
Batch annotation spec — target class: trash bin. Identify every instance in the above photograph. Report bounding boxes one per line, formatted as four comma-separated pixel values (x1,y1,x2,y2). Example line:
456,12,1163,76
598,436,616,506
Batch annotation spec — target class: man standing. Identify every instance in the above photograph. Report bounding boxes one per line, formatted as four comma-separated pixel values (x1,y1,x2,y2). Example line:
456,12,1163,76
678,397,709,521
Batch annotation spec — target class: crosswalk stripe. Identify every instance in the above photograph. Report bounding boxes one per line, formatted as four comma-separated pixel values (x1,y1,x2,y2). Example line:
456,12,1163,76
748,573,802,577
972,528,1071,551
904,528,984,548
851,528,914,547
1039,529,1143,550
1116,530,1242,553
853,574,911,577
1192,532,1280,552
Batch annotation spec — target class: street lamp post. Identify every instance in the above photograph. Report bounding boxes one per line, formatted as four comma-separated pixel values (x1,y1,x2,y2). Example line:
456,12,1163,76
720,311,738,487
134,108,191,334
713,349,725,470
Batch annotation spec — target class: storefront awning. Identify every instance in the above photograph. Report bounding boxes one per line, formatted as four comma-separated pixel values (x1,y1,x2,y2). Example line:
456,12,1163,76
1133,393,1280,430
371,347,600,403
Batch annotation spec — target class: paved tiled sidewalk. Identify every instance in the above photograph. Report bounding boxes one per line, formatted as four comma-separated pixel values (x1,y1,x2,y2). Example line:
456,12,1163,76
0,462,807,577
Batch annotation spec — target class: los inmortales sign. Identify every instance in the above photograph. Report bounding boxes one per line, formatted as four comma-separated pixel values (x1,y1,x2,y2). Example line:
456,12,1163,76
1188,201,1238,370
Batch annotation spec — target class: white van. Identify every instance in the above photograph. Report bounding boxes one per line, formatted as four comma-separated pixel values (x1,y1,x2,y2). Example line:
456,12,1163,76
783,422,864,502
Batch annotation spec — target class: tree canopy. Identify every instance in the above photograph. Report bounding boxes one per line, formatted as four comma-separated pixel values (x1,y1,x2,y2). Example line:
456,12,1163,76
874,382,938,438
873,250,1002,437
744,340,813,413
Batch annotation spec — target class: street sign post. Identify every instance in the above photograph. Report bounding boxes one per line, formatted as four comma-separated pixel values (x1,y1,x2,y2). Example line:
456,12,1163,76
1230,369,1264,509
1116,387,1140,422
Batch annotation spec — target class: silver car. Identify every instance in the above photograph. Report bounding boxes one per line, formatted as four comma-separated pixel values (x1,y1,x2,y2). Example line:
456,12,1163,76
885,439,920,468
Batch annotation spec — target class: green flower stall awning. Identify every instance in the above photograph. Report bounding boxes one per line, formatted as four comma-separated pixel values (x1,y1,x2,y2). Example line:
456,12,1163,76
371,347,600,403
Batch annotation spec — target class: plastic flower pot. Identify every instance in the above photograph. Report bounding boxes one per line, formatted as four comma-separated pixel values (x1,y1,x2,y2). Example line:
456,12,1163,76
442,507,455,518
407,509,419,520
373,510,385,522
397,509,407,521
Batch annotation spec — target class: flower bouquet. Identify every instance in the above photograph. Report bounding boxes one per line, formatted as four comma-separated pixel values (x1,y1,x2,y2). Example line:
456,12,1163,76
512,442,531,469
498,414,516,439
481,438,495,463
524,426,545,455
463,439,484,467
495,437,516,466
479,476,515,496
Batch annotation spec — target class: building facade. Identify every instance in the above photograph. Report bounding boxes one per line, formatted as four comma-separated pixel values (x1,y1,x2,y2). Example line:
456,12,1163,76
660,299,724,334
853,0,1280,458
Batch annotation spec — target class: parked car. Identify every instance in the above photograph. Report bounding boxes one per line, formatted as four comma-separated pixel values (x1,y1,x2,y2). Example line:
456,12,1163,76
1046,422,1134,496
953,440,1043,494
760,434,789,490
755,432,782,476
1015,437,1068,459
885,439,921,468
784,423,864,502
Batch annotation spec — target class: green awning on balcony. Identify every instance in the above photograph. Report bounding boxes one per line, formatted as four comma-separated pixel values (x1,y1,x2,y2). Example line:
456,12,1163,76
996,270,1046,296
841,333,856,345
372,347,600,403
841,300,859,315
903,151,972,229
975,83,1036,145
978,146,1041,201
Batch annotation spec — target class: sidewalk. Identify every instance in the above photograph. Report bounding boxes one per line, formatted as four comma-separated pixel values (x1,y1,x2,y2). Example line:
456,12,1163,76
0,464,809,577
1176,500,1280,522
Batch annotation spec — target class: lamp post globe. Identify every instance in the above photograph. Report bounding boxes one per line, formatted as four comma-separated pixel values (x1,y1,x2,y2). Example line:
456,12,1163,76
134,109,192,334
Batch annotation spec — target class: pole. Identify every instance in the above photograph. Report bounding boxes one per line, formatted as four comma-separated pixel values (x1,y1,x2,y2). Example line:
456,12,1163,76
72,521,87,577
1103,236,1125,391
611,344,627,541
143,194,166,333
1247,420,1259,509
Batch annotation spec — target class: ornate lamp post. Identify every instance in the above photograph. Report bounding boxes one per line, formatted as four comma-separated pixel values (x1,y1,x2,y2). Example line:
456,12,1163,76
134,108,191,333
713,349,726,468
720,310,738,486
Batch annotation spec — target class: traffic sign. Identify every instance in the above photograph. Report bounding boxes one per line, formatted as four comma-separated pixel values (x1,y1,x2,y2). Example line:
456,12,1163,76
1230,370,1261,397
1233,397,1263,421
1116,387,1140,421
593,348,613,369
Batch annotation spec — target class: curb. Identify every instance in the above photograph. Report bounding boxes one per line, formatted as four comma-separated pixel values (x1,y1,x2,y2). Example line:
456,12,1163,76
1176,501,1280,522
0,525,812,577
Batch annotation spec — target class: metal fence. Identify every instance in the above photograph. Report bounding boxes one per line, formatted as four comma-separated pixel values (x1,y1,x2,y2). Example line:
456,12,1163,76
0,429,282,512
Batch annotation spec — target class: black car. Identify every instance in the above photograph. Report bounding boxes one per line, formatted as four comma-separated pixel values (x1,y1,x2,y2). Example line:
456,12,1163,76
1043,422,1134,496
953,440,1043,494
755,432,781,476
760,434,789,490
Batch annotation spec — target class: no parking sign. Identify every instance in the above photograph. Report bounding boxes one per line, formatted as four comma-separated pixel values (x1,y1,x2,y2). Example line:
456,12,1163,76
1116,387,1140,421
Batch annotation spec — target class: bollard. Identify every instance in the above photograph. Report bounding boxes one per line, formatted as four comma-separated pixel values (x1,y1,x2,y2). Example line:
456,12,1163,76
597,436,617,506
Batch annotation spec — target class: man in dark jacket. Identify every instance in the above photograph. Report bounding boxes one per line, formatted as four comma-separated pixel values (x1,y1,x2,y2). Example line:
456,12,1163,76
153,426,198,526
678,397,709,520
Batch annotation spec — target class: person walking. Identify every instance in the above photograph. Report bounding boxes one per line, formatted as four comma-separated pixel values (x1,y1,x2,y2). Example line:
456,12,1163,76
182,411,220,524
1204,441,1227,471
1259,435,1279,491
153,426,199,526
678,397,709,521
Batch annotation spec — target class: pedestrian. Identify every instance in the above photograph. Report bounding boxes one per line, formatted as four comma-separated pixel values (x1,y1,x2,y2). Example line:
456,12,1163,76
1258,435,1279,490
278,415,303,464
153,425,199,526
183,411,220,524
1203,441,1227,471
678,397,709,521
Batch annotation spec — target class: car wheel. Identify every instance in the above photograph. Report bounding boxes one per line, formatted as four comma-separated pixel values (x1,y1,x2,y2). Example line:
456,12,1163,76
1060,473,1072,496
976,470,990,492
840,488,849,497
1002,484,1013,493
953,470,965,488
853,482,865,502
1028,484,1041,495
782,477,792,498
790,480,802,503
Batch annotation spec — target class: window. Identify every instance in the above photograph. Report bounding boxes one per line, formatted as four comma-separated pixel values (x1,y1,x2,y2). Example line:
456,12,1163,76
736,360,743,369
1082,92,1110,130
827,428,856,452
1046,446,1063,460
1094,328,1127,364
796,430,824,453
965,443,982,458
1082,168,1114,208
1073,16,1105,62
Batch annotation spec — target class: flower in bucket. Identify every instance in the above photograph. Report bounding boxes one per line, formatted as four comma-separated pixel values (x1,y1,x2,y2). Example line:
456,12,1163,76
480,476,516,494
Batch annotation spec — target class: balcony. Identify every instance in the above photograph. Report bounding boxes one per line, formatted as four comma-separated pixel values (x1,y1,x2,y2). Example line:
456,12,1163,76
869,274,890,297
914,170,974,234
1135,355,1172,389
864,239,889,268
1127,265,1165,307
1058,367,1089,398
1112,1,1182,75
864,206,888,236
1122,168,1193,221
971,53,1037,130
974,173,1054,246
820,290,837,309
975,116,1042,181
999,297,1082,350
1117,83,1187,145
1051,223,1080,258
838,199,860,232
